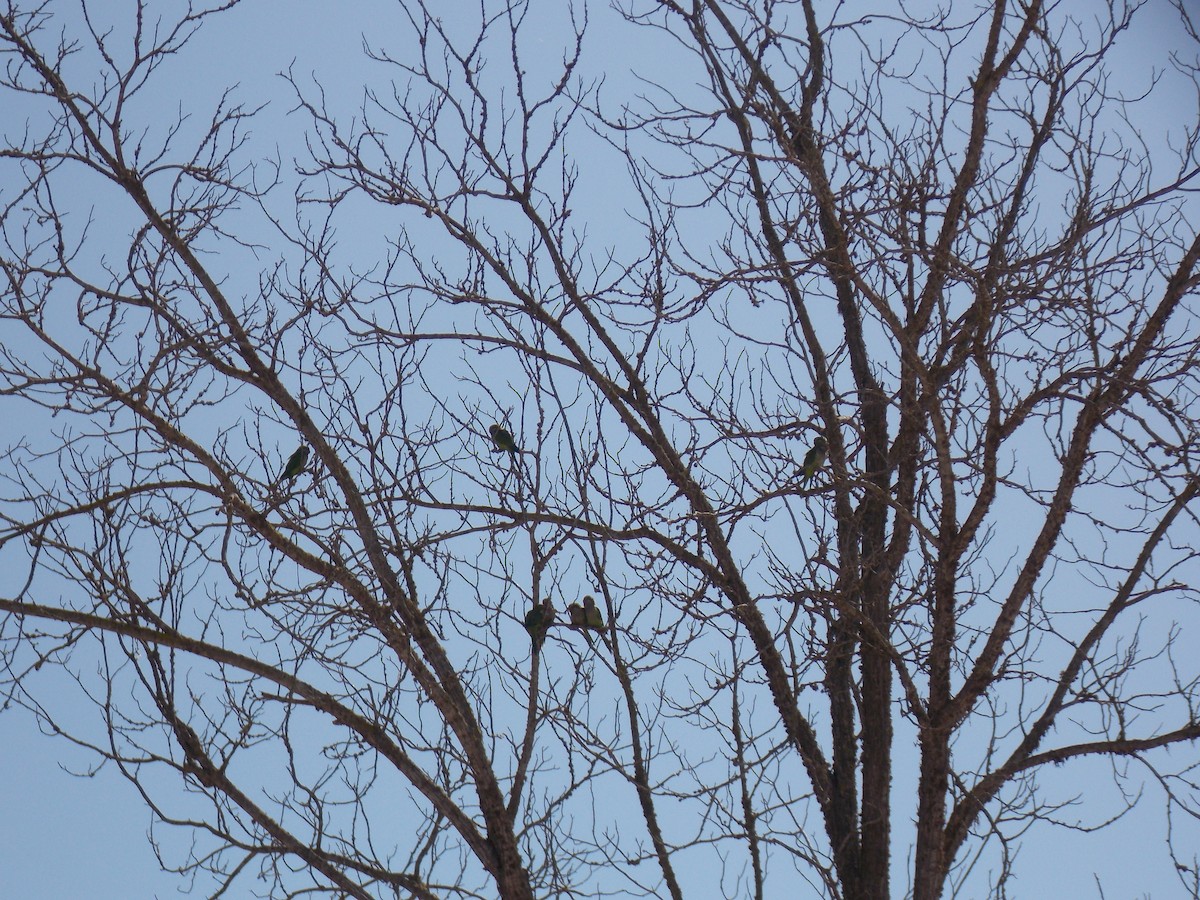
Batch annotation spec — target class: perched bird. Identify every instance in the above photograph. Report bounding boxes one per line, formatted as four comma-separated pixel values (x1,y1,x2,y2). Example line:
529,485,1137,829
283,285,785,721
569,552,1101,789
262,444,311,514
566,602,594,648
524,597,556,652
580,595,604,628
582,594,604,631
801,436,827,485
488,423,520,454
524,605,545,648
278,445,310,485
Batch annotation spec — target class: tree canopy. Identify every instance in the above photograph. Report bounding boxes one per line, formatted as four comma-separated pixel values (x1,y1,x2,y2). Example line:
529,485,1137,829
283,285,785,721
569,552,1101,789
3,1,1200,898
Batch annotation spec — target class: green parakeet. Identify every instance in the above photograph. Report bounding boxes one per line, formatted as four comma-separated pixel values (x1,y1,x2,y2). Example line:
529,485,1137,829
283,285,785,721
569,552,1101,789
801,436,827,484
524,597,556,652
488,423,520,454
523,605,544,647
582,594,604,631
279,444,310,484
567,602,594,647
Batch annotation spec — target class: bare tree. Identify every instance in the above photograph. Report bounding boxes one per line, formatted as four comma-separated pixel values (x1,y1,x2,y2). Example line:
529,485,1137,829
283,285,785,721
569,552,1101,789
3,1,1200,898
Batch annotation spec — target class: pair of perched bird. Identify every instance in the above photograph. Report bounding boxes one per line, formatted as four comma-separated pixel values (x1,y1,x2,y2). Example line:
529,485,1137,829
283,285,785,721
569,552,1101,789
285,425,517,470
494,424,826,485
567,595,605,647
277,426,519,483
524,595,604,651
